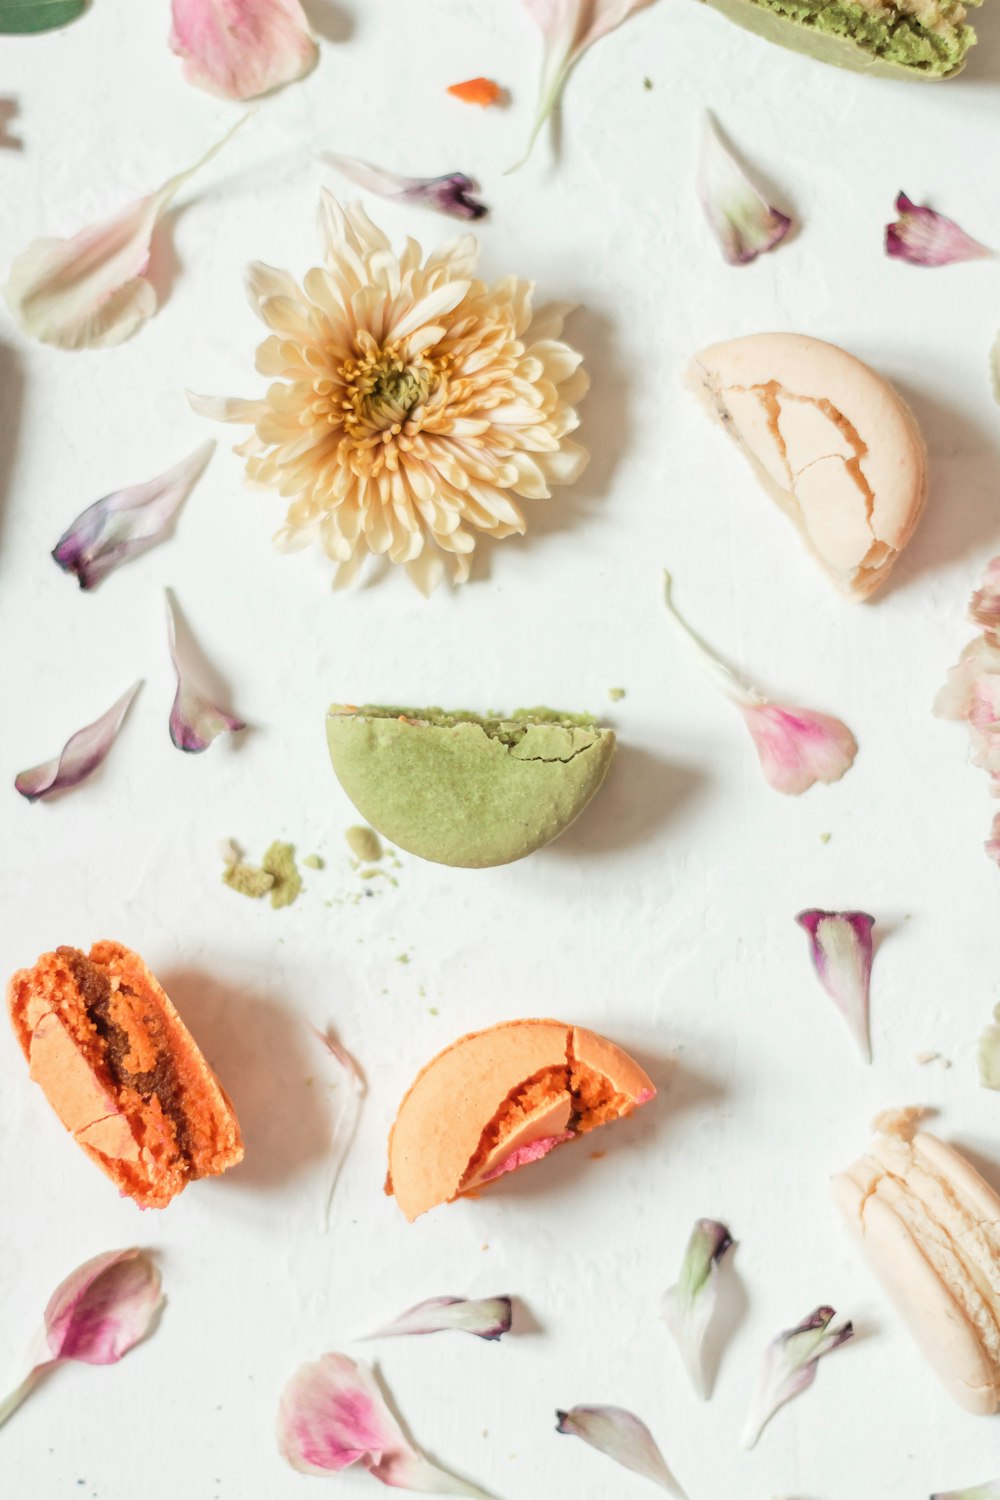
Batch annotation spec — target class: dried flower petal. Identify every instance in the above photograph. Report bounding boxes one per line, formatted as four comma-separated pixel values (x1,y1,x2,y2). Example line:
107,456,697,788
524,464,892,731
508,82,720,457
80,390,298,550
977,1004,1000,1090
324,155,487,221
931,1484,1000,1499
661,1219,734,1399
15,680,141,802
0,1249,162,1429
697,114,792,266
277,1352,492,1494
52,442,214,590
886,193,992,268
447,78,503,106
741,1305,853,1449
662,570,857,795
362,1297,513,1342
308,1024,364,1232
796,910,875,1062
166,593,246,753
935,560,1000,861
555,1406,685,1494
170,0,317,101
970,558,1000,633
4,117,246,350
515,0,655,169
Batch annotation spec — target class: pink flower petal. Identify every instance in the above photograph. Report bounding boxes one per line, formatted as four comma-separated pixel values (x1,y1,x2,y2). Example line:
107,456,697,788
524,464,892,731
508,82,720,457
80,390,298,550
886,193,992,268
362,1296,513,1342
170,0,318,101
741,1305,853,1449
277,1353,491,1494
4,118,247,349
52,441,214,590
15,680,141,802
697,114,792,266
970,557,1000,633
796,910,875,1062
555,1405,685,1493
935,560,1000,862
166,592,246,753
324,155,488,221
661,1220,734,1400
740,703,858,795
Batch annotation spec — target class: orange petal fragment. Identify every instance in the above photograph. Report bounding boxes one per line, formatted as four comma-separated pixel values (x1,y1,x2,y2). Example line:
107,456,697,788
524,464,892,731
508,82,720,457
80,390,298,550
447,76,503,107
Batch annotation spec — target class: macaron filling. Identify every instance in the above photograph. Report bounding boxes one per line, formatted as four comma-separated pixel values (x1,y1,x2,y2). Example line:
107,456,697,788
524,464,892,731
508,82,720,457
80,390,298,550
746,0,975,73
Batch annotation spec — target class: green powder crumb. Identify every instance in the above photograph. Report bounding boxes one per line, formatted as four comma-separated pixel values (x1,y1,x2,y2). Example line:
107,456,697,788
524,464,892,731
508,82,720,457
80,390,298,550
418,984,426,998
643,76,653,89
608,687,626,702
819,831,832,844
396,952,411,965
303,853,324,870
346,825,383,863
262,841,303,909
223,862,275,900
429,1007,439,1016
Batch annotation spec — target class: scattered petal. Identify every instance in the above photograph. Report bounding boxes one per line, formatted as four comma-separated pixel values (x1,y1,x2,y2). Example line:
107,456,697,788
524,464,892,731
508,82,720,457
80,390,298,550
308,1024,364,1232
52,442,214,590
514,0,655,169
4,115,248,350
932,1484,1000,1499
323,155,487,221
277,1352,492,1494
447,77,504,106
0,1249,162,1429
697,114,792,266
661,1219,734,1399
166,592,246,753
970,558,1000,633
362,1297,513,1342
741,1305,853,1449
796,910,875,1061
935,560,1000,861
170,0,317,100
556,1406,685,1494
662,570,857,795
977,1004,1000,1090
0,98,21,149
15,681,141,802
0,0,84,33
886,193,992,268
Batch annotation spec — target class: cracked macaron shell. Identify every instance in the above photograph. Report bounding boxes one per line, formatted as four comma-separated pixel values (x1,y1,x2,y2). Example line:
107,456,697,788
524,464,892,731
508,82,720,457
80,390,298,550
832,1130,1000,1414
688,333,928,600
326,705,616,868
386,1018,654,1222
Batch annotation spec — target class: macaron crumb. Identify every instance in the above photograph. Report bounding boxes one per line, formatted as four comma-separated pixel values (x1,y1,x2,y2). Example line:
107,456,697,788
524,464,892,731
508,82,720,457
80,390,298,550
303,853,324,870
223,861,275,899
346,825,383,863
221,840,303,907
820,831,832,844
608,687,626,701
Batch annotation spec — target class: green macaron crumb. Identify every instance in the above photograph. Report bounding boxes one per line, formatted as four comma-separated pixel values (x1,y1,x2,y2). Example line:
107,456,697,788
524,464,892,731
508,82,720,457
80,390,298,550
262,841,303,909
346,824,383,863
223,862,275,899
608,687,626,702
699,0,975,75
820,831,832,844
303,853,324,870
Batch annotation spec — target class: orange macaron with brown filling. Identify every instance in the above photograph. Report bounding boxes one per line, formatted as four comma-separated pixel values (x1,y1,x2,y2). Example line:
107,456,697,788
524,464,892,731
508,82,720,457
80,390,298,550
8,941,243,1209
387,1019,654,1221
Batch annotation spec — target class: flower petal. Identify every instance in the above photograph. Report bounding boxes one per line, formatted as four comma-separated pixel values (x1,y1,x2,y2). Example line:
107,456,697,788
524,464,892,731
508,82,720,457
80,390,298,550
970,557,1000,633
308,1024,365,1232
170,0,317,101
447,78,504,106
977,1004,1000,1089
935,559,1000,860
697,114,792,266
15,681,141,802
324,155,488,221
4,116,247,349
931,1484,1000,1499
362,1297,513,1342
741,1306,853,1449
796,910,875,1061
166,592,246,753
661,1220,734,1399
277,1353,492,1494
555,1406,685,1494
885,193,992,268
52,441,214,590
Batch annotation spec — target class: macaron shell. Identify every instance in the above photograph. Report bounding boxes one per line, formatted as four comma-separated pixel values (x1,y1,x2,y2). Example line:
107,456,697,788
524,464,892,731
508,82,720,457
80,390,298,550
572,1026,654,1101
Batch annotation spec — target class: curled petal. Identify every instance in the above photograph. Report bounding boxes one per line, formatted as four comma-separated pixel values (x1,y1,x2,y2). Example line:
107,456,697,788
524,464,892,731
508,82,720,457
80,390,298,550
52,442,214,590
555,1406,685,1494
661,1219,734,1399
4,116,247,350
741,703,858,796
796,910,875,1061
15,680,141,802
886,193,992,268
170,0,318,101
308,1024,365,1232
741,1306,853,1449
166,593,246,753
697,114,792,266
277,1352,492,1494
362,1297,513,1342
324,155,487,221
931,1485,1000,1498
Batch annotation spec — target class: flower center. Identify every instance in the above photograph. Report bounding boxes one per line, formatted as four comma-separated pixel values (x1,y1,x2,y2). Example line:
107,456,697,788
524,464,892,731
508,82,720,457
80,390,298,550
339,340,441,440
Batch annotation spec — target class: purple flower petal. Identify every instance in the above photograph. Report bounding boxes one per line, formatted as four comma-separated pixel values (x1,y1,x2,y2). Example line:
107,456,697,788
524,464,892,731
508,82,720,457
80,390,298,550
661,1219,734,1399
166,592,246,753
796,910,875,1062
886,193,992,268
362,1296,513,1342
324,155,487,220
52,441,214,589
741,1305,853,1449
697,114,792,267
15,680,141,802
556,1406,686,1494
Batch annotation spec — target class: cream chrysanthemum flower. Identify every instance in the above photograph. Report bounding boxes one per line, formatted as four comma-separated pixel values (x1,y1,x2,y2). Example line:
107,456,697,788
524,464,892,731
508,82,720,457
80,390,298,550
191,192,589,592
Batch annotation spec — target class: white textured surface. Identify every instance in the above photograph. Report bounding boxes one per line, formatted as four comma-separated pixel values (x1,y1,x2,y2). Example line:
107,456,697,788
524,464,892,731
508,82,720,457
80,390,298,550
2,2,1000,1497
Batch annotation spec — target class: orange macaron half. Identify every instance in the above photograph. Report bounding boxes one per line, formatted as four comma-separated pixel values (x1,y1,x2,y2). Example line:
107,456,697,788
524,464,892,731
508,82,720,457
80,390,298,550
387,1019,655,1221
8,941,243,1209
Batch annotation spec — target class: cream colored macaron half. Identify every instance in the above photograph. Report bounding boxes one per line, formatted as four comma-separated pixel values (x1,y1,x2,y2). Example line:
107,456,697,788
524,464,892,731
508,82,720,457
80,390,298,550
688,333,928,600
833,1125,1000,1413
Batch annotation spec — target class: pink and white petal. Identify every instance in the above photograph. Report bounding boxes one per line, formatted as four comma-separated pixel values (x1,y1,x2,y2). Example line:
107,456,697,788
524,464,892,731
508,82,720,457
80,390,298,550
166,593,246,753
170,0,318,101
362,1297,513,1343
15,681,142,802
795,910,875,1062
885,193,992,268
45,1249,162,1365
697,114,792,267
556,1405,684,1494
661,1220,734,1400
741,1306,853,1449
740,704,858,795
